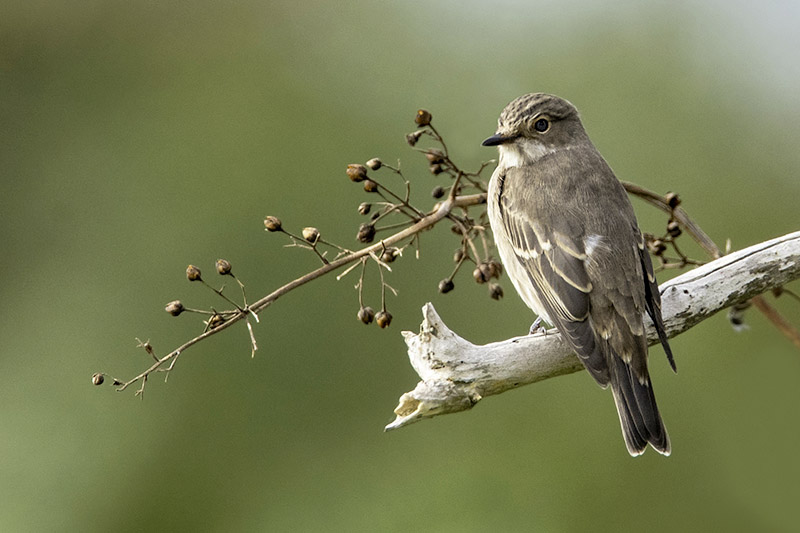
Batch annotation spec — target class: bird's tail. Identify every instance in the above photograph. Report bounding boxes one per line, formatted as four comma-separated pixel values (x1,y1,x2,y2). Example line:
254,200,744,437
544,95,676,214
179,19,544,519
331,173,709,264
609,355,671,456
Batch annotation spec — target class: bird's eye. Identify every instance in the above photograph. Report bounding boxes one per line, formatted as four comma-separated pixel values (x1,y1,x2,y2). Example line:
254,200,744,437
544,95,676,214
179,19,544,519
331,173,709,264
534,118,550,133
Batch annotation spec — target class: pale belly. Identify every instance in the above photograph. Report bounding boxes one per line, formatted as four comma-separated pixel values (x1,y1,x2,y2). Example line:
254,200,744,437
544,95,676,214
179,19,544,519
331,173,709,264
487,168,553,326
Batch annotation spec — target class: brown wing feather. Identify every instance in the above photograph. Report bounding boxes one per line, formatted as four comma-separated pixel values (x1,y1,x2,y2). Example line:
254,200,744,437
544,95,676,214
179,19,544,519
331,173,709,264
495,151,671,455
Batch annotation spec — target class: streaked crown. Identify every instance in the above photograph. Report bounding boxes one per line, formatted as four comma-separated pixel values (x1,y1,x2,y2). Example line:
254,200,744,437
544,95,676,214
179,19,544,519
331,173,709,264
482,93,588,159
497,93,578,137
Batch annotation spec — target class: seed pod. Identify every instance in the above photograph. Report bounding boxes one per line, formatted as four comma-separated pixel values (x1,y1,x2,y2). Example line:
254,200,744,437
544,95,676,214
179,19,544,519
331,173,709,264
479,263,492,281
429,163,443,175
667,221,681,238
165,300,185,316
357,223,376,243
648,239,667,255
366,158,382,171
438,279,455,294
431,185,445,199
92,373,105,386
489,283,504,300
358,202,371,215
186,265,202,282
208,314,225,329
346,163,368,182
488,261,503,279
665,192,681,209
415,109,432,127
358,306,375,325
473,266,488,284
381,247,399,263
375,310,393,328
363,179,378,193
453,248,465,263
264,216,282,232
425,149,445,164
302,227,320,243
215,259,232,275
406,131,423,146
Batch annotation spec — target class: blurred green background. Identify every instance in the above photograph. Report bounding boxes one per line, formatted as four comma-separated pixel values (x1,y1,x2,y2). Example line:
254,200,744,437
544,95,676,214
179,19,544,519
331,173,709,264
2,0,799,531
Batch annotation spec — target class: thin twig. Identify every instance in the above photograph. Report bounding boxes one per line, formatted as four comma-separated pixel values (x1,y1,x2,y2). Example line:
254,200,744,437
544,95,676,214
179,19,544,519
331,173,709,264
114,193,487,392
623,181,798,350
750,295,800,350
621,181,720,258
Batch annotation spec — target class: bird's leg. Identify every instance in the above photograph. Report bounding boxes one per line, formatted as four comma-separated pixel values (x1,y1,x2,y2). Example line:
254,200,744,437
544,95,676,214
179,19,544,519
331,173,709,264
529,316,547,336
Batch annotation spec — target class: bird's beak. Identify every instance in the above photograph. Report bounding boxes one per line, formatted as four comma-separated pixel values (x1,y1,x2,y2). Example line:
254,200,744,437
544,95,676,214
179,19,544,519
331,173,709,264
481,133,514,146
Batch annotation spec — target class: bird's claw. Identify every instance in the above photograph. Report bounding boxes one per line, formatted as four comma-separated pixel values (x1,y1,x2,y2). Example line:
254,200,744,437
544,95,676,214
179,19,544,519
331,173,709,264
529,316,547,336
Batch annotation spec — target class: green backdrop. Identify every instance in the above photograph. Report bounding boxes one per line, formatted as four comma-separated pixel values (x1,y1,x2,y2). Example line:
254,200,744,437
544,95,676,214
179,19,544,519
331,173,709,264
2,1,799,531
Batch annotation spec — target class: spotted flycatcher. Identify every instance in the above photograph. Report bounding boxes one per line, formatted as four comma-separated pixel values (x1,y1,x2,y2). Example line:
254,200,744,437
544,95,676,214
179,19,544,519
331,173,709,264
483,93,676,456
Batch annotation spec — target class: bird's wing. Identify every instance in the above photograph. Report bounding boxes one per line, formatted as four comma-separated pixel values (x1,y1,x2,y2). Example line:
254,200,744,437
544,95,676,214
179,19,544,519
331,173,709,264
637,233,676,371
496,166,609,384
495,162,671,454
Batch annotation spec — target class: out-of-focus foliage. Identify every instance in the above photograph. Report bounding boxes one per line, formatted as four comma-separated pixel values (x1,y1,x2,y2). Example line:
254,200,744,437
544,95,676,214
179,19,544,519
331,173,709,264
1,1,799,531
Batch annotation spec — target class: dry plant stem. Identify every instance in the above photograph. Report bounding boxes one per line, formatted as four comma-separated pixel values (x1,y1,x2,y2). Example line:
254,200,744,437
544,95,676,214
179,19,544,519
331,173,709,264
622,181,799,347
115,193,486,392
387,231,800,430
750,295,800,349
116,177,796,392
621,181,720,258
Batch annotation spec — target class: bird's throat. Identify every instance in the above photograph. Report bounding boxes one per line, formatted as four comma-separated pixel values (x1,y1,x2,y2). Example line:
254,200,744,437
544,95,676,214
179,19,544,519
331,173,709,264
498,141,557,168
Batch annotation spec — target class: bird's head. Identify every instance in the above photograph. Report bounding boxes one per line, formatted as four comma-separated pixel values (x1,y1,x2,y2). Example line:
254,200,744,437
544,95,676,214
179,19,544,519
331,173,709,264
482,93,587,166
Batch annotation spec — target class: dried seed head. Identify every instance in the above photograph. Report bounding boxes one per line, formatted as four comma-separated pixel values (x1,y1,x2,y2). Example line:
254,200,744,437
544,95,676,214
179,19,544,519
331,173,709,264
665,192,681,209
473,266,489,284
431,185,445,199
425,149,445,164
488,261,503,279
648,239,667,255
358,306,375,325
453,248,465,263
358,202,372,216
727,301,750,331
92,373,105,386
302,227,320,243
406,130,423,147
375,310,393,328
208,314,225,329
381,247,400,263
186,265,202,282
346,164,368,182
357,223,376,243
165,300,185,316
667,221,682,238
479,263,492,281
429,163,443,175
366,158,382,171
438,279,455,294
363,179,379,193
415,109,432,127
264,216,282,232
489,283,504,300
215,259,232,276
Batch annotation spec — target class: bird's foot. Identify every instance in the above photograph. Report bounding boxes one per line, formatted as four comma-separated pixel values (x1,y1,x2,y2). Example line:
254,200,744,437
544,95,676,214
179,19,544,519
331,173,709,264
529,317,547,336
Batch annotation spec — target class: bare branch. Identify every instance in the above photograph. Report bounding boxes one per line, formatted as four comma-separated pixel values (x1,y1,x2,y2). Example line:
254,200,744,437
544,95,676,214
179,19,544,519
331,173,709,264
112,193,486,392
387,230,800,430
621,181,720,258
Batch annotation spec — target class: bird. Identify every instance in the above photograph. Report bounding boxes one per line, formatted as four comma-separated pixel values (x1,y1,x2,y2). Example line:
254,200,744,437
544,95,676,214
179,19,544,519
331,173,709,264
482,93,676,456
